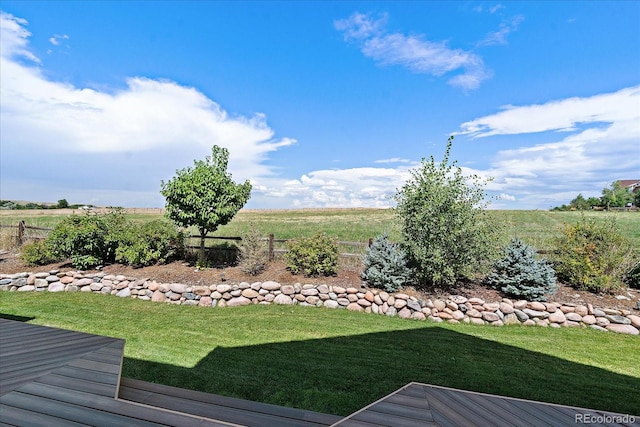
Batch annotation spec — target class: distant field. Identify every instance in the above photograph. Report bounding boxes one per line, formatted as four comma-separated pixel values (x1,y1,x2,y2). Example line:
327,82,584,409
1,208,639,251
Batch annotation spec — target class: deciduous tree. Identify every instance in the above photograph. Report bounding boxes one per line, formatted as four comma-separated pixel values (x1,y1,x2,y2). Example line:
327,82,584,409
161,145,252,264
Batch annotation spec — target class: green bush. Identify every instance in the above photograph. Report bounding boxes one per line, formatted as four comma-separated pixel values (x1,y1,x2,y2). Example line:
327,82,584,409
115,220,184,266
285,232,338,277
361,234,411,292
625,261,640,289
553,216,636,293
394,136,502,288
237,224,267,275
46,209,128,269
485,238,557,301
20,240,60,266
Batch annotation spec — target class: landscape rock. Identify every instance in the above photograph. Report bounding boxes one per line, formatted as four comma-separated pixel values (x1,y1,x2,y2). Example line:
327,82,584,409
606,324,639,335
273,294,293,305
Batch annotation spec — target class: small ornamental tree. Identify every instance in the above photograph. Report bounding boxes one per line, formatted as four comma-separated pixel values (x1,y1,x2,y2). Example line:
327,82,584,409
485,238,557,301
161,145,252,264
361,233,411,292
394,136,502,288
237,224,267,275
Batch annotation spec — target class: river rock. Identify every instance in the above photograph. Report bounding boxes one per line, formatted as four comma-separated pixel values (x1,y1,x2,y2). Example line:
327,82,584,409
273,294,293,305
628,315,640,329
548,311,566,323
323,300,339,309
151,291,166,302
606,324,639,335
499,302,514,314
280,285,295,295
227,297,251,307
523,308,548,319
605,315,631,325
398,308,412,319
241,289,259,299
347,302,363,312
482,311,500,322
116,288,131,298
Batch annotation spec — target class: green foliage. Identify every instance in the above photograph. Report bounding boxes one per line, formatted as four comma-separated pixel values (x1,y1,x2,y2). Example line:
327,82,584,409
553,216,637,293
486,238,557,301
161,145,252,263
46,209,128,269
115,220,185,267
19,239,60,266
285,232,338,277
601,181,633,209
625,261,640,289
361,233,411,292
394,136,502,288
56,199,69,209
237,224,267,275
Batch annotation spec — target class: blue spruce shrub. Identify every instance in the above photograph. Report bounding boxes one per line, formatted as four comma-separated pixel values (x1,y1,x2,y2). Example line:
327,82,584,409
361,234,411,292
486,238,557,301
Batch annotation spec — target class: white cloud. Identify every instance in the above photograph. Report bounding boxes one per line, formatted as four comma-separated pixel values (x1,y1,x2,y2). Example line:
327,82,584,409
373,157,413,164
335,12,490,90
0,12,295,206
458,86,640,137
0,12,40,63
456,85,640,209
477,15,524,47
252,167,412,208
49,34,69,46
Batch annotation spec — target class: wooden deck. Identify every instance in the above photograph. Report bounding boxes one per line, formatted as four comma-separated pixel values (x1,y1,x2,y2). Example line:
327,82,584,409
332,382,639,427
1,318,637,426
0,319,339,426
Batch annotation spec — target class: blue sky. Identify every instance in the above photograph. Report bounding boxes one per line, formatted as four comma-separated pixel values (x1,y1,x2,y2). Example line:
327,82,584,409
1,1,638,209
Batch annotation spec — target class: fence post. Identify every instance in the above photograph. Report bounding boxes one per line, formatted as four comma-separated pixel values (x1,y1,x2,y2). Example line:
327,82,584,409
17,221,26,245
368,237,373,247
268,234,274,261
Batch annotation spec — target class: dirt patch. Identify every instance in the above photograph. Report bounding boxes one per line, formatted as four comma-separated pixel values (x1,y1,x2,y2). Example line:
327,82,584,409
1,252,638,312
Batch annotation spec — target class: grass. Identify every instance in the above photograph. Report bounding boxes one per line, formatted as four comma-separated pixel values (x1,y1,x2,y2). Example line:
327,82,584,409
2,208,639,256
1,292,638,416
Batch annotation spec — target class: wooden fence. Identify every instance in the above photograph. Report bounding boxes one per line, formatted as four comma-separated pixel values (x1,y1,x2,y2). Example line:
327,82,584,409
0,221,53,245
186,234,374,261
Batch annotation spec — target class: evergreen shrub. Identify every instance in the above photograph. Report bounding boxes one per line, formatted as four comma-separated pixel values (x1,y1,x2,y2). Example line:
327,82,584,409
285,232,338,277
361,234,411,292
486,238,557,301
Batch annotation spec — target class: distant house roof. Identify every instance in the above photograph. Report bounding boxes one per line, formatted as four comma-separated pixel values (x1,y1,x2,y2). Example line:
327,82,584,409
618,180,640,191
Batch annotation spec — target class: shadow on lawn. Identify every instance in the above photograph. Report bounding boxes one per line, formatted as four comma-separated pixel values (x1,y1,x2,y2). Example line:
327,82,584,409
0,313,35,322
122,327,640,417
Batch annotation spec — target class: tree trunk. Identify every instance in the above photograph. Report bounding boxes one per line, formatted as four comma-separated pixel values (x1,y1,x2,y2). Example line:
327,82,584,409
199,228,206,265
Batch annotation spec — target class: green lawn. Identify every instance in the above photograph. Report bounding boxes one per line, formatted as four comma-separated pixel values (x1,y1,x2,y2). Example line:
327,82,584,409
1,292,638,416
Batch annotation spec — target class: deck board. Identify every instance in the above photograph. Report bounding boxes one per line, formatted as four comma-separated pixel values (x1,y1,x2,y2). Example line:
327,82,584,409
119,377,342,427
332,382,640,427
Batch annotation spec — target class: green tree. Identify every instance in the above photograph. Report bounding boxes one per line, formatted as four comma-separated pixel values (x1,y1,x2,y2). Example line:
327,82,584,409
586,196,602,208
394,136,502,288
601,181,632,209
160,145,252,264
57,199,69,209
569,194,589,210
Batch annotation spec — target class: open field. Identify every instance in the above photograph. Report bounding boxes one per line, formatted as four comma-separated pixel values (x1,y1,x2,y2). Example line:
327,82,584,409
0,292,638,416
2,208,639,251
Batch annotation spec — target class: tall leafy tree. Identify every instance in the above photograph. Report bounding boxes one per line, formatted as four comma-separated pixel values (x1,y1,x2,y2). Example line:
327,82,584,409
394,136,502,288
161,145,252,263
601,181,633,209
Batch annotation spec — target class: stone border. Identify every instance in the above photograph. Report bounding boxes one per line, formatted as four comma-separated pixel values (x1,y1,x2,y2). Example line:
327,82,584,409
1,270,639,335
